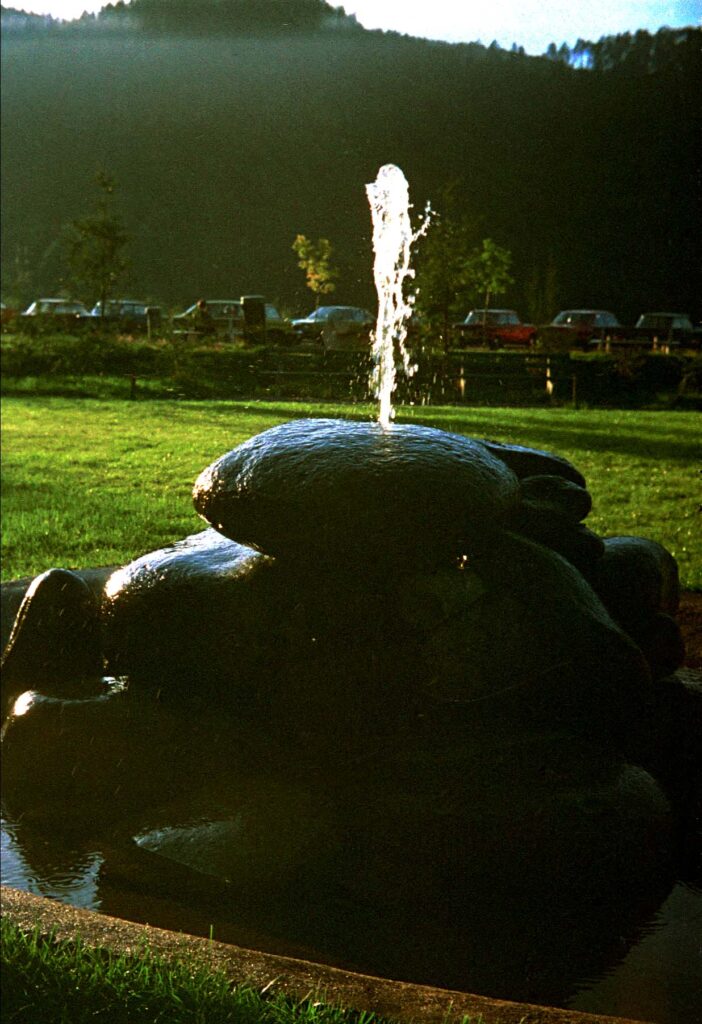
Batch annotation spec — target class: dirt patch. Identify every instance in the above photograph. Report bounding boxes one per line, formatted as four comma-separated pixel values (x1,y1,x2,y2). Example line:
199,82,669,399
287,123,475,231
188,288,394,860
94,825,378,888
679,591,702,669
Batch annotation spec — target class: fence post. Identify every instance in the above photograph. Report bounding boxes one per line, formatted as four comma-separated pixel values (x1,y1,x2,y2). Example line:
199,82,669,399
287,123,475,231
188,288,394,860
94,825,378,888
571,373,578,408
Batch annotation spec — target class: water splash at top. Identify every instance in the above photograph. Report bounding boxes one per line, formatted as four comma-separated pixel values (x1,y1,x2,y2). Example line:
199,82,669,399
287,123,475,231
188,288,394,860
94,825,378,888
366,165,427,429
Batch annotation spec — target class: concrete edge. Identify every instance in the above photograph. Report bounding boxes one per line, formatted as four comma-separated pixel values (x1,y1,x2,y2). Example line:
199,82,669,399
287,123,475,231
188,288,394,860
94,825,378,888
1,887,650,1024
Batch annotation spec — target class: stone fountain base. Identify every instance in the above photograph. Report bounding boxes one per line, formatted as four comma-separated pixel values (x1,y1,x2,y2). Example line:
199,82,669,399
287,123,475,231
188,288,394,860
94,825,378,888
1,420,699,1010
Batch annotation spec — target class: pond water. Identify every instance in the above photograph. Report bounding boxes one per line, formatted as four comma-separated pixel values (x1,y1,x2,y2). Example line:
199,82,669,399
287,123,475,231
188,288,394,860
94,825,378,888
3,805,700,1022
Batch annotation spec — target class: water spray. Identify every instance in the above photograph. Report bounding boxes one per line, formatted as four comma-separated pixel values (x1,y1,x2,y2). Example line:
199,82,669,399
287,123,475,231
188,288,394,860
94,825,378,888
366,164,429,428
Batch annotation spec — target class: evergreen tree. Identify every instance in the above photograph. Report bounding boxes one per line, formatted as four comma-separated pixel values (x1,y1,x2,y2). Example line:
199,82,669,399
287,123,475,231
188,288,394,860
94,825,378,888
65,170,130,311
123,0,342,33
525,254,559,326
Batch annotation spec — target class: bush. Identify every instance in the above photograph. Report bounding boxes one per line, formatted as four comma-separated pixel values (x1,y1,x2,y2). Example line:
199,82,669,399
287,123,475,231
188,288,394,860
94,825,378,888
1,332,171,378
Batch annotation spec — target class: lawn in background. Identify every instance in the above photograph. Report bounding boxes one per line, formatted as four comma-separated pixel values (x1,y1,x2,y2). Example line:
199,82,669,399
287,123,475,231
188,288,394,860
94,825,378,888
1,397,700,588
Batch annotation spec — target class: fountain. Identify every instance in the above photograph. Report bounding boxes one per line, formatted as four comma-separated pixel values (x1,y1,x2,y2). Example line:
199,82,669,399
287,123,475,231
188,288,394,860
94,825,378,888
1,167,700,1020
366,163,425,427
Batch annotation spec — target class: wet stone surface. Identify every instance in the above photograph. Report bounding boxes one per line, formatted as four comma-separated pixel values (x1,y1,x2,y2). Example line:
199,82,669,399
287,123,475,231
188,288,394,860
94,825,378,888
192,419,521,568
1,419,699,1016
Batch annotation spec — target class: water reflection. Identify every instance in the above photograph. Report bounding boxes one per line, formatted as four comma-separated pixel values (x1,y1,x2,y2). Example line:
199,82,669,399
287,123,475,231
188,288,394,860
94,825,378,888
1,817,102,910
3,805,701,1024
569,881,702,1021
1,579,700,1019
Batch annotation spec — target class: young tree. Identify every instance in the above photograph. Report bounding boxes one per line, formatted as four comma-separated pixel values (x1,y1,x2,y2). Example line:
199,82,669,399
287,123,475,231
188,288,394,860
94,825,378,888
413,197,512,348
462,238,514,345
464,238,513,311
292,233,338,307
412,206,481,346
65,169,130,311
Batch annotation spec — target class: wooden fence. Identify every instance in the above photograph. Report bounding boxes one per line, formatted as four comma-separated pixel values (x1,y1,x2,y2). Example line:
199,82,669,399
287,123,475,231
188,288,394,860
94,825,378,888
233,350,579,405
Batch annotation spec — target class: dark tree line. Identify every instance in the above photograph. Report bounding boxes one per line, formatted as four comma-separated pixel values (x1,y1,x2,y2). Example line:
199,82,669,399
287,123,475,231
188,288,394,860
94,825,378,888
545,27,701,74
1,1,358,33
100,0,356,33
1,10,700,323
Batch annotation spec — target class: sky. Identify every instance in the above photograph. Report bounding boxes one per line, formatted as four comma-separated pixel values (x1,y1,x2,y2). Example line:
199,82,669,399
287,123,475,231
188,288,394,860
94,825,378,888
10,0,702,53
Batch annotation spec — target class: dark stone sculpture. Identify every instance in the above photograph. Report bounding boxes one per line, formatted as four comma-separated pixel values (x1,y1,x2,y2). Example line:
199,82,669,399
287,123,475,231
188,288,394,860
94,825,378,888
1,417,698,1003
192,419,520,568
1,568,102,720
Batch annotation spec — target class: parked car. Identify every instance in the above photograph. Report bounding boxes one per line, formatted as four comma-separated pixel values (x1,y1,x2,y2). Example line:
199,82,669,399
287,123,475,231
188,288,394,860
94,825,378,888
91,299,162,332
291,306,374,349
538,309,622,350
454,309,536,349
633,312,700,348
173,298,290,342
20,298,94,331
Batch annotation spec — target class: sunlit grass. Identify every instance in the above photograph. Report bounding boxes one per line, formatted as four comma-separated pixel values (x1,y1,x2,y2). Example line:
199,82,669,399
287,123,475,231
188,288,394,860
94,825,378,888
1,397,700,587
0,919,421,1024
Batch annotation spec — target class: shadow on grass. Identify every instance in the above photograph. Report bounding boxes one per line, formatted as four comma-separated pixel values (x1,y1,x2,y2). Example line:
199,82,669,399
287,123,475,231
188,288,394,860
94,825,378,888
404,412,701,464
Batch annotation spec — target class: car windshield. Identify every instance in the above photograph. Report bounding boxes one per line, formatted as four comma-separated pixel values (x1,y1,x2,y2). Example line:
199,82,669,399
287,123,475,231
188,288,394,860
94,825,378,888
313,307,344,320
181,302,241,317
636,314,691,330
553,311,595,326
33,300,88,315
93,301,147,315
465,310,518,325
205,302,239,316
312,306,354,320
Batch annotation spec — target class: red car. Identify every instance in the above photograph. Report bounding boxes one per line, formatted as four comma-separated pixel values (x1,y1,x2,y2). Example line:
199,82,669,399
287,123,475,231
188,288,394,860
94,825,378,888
454,309,536,349
539,309,622,350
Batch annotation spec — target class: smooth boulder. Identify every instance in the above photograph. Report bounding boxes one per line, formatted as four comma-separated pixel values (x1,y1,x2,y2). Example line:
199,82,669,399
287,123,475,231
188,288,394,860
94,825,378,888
101,529,279,691
193,419,520,568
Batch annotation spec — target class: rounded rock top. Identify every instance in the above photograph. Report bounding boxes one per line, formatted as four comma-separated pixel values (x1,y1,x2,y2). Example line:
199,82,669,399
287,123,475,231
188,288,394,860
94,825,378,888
193,418,520,568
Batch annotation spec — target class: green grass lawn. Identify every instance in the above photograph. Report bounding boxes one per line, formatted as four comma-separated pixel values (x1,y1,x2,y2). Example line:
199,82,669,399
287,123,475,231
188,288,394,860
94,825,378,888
1,397,700,587
0,920,401,1024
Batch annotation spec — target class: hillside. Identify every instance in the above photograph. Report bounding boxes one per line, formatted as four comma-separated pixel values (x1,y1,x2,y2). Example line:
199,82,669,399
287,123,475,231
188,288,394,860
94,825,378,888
1,7,700,320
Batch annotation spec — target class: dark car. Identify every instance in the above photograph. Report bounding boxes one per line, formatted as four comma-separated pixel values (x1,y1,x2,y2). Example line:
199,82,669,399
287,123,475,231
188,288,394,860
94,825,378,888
21,298,94,331
91,300,162,332
538,309,622,350
454,309,536,349
291,306,374,350
633,312,700,349
173,299,290,342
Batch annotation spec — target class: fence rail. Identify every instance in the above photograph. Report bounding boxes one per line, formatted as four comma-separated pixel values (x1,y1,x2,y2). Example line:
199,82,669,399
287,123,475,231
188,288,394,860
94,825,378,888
3,336,695,406
238,351,579,404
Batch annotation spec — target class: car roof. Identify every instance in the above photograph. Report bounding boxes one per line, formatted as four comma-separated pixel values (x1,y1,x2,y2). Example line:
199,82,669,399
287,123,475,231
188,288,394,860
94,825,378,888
31,298,88,308
315,305,367,312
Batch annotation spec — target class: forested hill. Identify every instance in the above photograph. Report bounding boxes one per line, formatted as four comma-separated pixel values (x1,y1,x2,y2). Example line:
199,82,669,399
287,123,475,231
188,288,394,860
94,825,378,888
1,4,700,321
